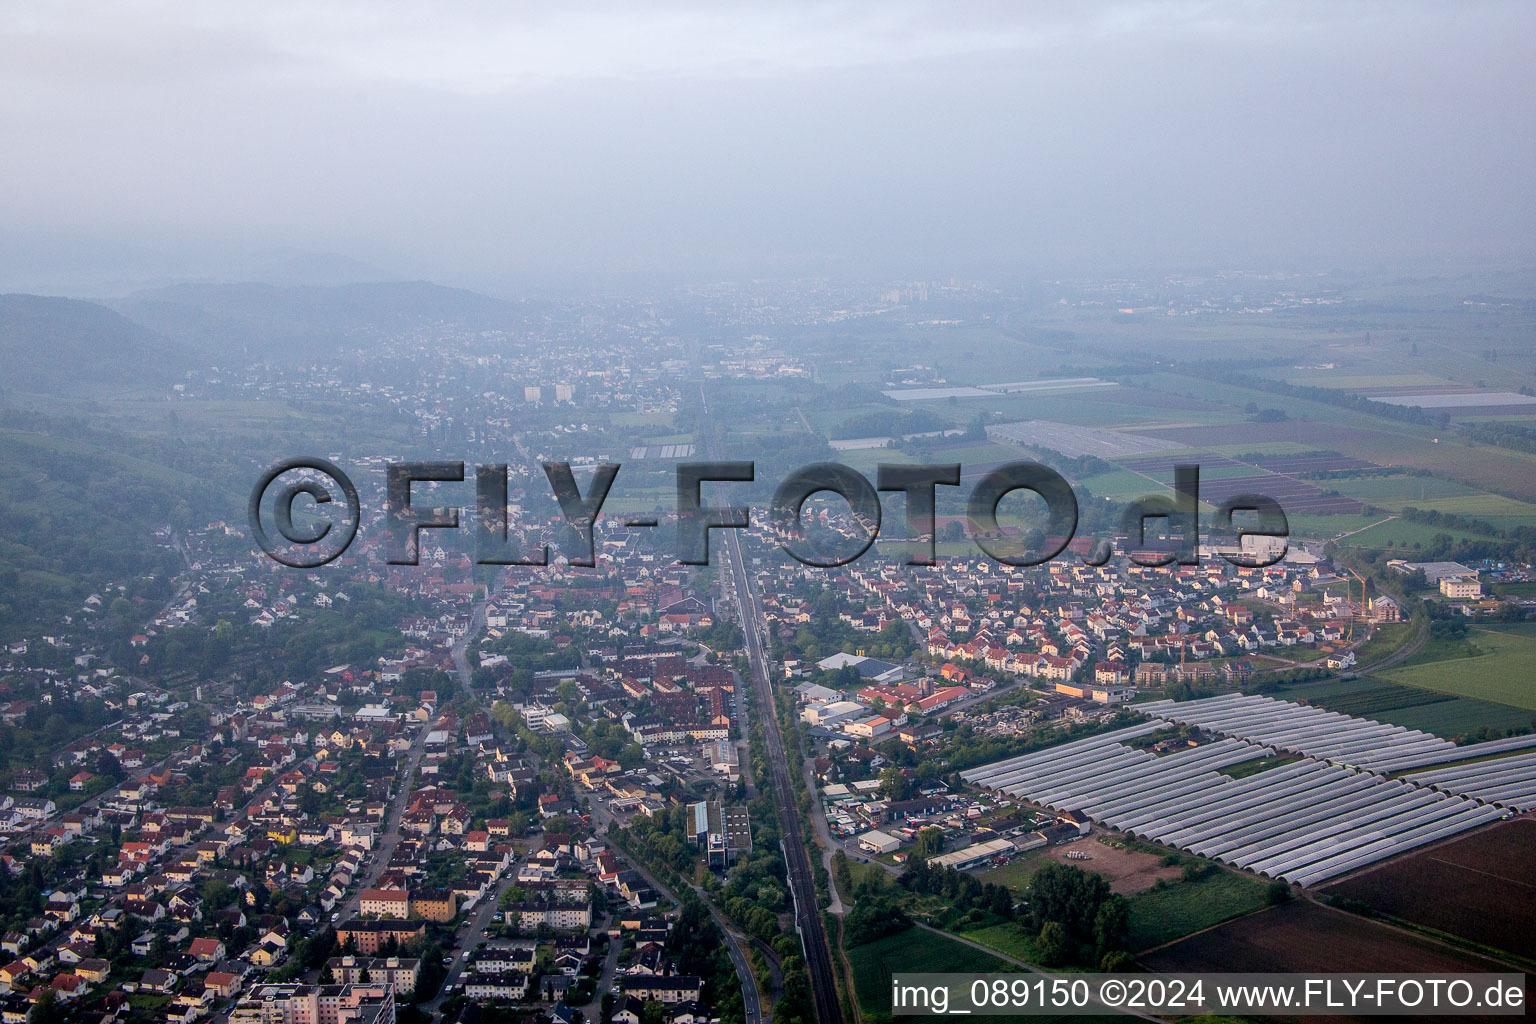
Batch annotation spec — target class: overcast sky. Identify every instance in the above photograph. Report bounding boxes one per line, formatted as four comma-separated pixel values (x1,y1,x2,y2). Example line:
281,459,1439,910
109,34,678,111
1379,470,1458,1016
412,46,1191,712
2,1,1534,292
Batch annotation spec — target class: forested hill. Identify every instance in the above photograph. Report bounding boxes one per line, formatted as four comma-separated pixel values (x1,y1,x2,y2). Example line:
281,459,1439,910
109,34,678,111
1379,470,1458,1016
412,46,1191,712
109,280,523,361
0,293,185,393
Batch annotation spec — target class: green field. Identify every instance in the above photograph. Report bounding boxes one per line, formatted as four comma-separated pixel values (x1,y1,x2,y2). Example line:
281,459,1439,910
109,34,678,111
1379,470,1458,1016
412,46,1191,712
608,411,675,428
1284,513,1399,541
1350,622,1414,666
1326,475,1536,526
851,926,1127,1024
1123,871,1272,953
834,441,1019,476
954,921,1040,963
1277,676,1536,737
904,390,1225,430
1075,469,1164,500
1329,475,1479,502
1281,373,1455,389
1218,753,1303,779
849,927,1016,1024
1381,626,1536,710
923,440,1040,463
1332,516,1502,549
1200,440,1334,457
1142,463,1282,482
1462,621,1536,637
975,850,1048,893
1411,495,1536,526
969,865,1273,960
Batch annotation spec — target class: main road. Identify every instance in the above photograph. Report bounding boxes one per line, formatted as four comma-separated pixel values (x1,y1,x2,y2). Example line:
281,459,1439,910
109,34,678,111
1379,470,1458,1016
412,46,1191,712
336,586,494,928
718,513,844,1024
588,787,764,1024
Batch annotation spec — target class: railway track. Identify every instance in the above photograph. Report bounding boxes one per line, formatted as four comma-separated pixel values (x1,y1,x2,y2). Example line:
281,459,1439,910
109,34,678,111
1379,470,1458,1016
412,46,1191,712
716,479,844,1024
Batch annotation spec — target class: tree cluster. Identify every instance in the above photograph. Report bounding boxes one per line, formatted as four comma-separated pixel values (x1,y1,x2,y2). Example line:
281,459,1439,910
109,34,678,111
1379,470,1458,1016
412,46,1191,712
1018,862,1129,968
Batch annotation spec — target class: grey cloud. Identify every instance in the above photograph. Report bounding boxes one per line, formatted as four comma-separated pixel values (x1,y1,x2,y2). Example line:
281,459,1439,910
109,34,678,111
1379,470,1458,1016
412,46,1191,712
0,1,1531,289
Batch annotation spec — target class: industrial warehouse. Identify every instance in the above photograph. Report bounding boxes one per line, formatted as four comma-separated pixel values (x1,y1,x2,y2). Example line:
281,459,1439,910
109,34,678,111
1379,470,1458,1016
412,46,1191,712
960,694,1536,888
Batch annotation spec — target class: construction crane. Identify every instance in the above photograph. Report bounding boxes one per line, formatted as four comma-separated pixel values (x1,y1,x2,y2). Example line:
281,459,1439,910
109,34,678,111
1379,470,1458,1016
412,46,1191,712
1345,566,1370,642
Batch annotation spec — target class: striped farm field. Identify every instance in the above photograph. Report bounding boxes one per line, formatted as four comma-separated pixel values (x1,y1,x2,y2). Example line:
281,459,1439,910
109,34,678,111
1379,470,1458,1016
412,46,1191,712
1276,677,1534,739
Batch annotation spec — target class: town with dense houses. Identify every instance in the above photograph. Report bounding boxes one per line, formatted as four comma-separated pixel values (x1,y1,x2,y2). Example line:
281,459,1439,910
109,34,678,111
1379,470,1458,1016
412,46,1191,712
3,458,1523,1024
3,274,1536,1024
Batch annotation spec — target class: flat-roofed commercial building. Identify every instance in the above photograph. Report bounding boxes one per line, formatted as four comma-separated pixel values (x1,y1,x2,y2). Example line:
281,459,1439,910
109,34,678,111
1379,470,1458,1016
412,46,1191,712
689,800,753,869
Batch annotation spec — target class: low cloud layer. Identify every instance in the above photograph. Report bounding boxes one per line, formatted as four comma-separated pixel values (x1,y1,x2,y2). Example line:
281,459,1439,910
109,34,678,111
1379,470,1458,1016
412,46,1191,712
2,1,1533,289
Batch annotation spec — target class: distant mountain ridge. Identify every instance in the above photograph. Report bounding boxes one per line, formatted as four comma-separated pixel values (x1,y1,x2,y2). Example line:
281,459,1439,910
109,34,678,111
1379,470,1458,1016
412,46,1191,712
109,280,519,360
0,293,184,393
0,280,525,394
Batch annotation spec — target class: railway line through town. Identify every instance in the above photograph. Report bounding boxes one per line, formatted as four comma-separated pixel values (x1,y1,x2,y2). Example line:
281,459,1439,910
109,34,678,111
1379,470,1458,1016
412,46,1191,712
708,424,844,1024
